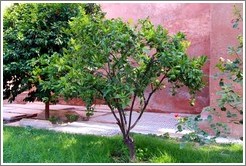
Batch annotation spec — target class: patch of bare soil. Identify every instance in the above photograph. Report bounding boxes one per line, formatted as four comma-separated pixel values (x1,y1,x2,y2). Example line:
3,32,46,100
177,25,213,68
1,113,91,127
35,109,89,123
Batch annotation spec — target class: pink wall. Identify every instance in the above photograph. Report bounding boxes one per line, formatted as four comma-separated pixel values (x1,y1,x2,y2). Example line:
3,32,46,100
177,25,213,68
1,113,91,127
210,3,243,107
101,3,211,114
208,3,243,138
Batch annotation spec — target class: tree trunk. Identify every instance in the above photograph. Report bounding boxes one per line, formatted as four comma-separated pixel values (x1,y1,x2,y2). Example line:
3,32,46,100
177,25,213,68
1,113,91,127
124,136,136,162
45,102,50,120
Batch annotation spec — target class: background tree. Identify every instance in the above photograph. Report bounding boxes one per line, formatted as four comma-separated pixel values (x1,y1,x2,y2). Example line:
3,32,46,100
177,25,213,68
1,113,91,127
54,8,207,161
3,3,104,119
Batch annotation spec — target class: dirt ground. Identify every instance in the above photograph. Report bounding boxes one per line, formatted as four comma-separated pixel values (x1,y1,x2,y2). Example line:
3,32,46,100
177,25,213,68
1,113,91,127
35,109,89,123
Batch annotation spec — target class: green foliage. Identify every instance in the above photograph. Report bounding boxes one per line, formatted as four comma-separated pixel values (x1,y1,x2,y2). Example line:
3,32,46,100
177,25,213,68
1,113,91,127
85,106,94,118
3,126,243,163
110,144,129,162
3,3,104,104
136,148,149,162
231,5,243,29
176,114,217,145
65,114,79,122
161,132,171,139
48,115,60,124
55,8,206,134
51,9,206,160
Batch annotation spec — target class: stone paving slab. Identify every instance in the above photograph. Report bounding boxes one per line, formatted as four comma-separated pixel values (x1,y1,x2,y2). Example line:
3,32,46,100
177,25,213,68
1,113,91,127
90,111,189,130
3,103,44,111
92,104,112,112
3,113,39,122
3,112,27,121
89,111,192,136
19,118,53,129
3,121,20,127
4,108,43,114
52,121,121,136
4,120,120,136
3,104,44,121
74,111,110,118
49,104,86,111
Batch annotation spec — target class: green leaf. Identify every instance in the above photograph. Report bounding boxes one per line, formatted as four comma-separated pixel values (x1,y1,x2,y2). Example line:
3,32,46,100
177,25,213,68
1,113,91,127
207,115,213,122
177,125,183,132
233,22,238,28
219,79,224,87
3,3,104,103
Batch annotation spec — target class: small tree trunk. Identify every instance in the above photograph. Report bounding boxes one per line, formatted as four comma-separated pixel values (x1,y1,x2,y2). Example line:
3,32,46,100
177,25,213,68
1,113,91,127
45,102,50,120
124,136,136,162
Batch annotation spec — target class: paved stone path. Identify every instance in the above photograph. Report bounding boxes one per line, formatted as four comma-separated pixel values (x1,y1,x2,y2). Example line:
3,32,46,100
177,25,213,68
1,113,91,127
3,102,243,144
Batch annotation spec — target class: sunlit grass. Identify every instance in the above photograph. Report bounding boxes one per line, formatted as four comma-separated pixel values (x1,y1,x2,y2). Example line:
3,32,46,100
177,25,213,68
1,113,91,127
3,126,243,163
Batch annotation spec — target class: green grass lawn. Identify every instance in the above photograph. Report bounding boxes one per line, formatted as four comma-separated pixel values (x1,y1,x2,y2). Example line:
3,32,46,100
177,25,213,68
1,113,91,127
3,126,243,163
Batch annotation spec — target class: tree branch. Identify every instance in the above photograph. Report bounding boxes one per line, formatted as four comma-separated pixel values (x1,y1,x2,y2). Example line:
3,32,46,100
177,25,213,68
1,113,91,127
127,93,137,135
94,71,107,78
114,99,127,137
130,75,166,130
228,103,242,113
150,83,154,91
94,87,121,126
234,50,242,61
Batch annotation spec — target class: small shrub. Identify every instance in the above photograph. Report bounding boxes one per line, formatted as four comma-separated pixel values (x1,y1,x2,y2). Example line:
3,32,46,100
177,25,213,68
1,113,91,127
65,114,79,122
48,116,60,124
86,106,94,118
161,132,171,139
147,133,170,139
136,148,149,162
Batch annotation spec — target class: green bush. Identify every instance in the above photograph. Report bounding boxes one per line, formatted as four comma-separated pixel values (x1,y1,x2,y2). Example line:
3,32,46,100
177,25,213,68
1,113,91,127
65,114,79,122
48,116,60,124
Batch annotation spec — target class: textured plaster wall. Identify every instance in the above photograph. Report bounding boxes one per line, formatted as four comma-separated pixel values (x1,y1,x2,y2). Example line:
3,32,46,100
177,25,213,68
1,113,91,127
101,3,211,114
207,3,243,138
209,3,243,107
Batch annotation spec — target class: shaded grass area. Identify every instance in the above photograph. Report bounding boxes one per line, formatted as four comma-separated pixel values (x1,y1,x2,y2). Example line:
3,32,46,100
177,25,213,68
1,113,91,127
3,126,243,163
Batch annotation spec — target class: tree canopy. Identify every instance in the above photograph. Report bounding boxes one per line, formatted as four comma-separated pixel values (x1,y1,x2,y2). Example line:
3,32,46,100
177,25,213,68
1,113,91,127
50,7,207,160
3,3,104,118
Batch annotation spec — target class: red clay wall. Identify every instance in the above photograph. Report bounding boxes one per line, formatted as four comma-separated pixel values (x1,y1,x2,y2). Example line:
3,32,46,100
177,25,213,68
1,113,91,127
207,3,243,138
209,3,243,107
